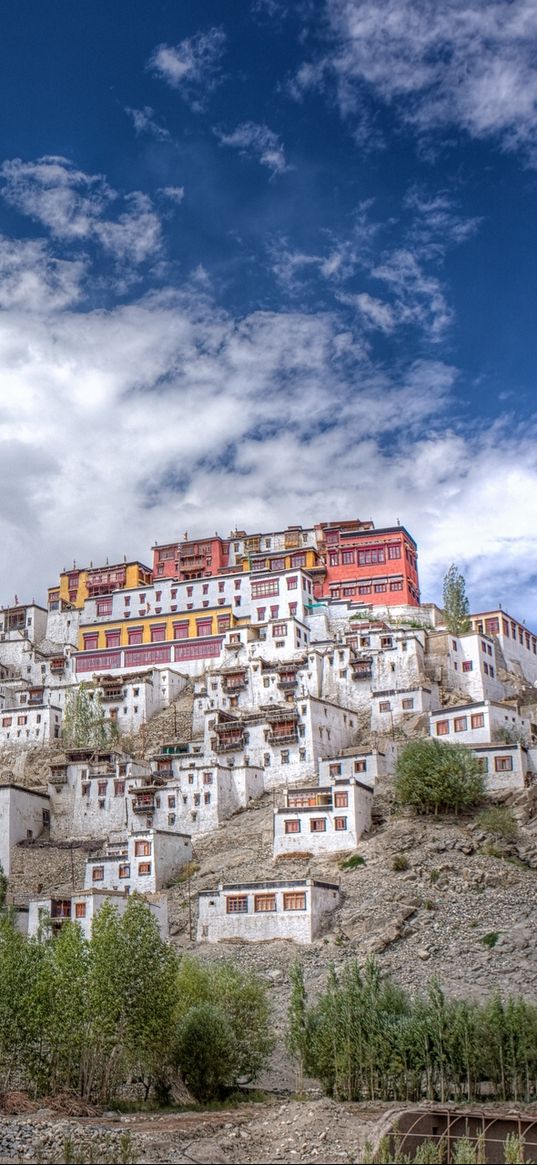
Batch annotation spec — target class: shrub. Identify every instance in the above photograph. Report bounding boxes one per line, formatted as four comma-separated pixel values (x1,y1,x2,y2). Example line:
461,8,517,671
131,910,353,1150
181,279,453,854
394,738,484,815
481,931,499,948
477,806,518,842
175,1002,237,1101
340,854,366,870
392,854,410,872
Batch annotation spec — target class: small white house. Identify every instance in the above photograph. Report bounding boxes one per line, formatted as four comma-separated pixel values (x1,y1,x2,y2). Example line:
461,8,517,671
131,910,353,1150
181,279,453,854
430,701,531,746
318,748,394,790
84,828,191,894
273,779,372,857
371,685,439,732
0,784,50,875
27,887,168,941
471,744,537,794
0,704,62,746
197,878,340,944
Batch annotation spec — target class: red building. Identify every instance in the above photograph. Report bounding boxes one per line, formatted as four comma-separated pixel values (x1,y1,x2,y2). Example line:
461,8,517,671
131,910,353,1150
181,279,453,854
315,521,420,606
153,536,230,581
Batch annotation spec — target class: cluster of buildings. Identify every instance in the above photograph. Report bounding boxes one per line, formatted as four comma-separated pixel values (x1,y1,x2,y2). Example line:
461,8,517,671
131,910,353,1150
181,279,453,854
1,516,536,945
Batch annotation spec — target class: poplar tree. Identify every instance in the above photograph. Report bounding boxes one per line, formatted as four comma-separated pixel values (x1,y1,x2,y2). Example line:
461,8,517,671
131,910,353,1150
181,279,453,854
286,960,309,1093
442,564,471,635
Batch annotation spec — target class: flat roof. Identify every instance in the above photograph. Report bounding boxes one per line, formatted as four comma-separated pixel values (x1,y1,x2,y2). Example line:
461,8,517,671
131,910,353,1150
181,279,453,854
0,784,49,799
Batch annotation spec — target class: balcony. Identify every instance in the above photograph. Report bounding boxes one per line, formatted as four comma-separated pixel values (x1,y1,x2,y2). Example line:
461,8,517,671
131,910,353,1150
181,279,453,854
100,687,124,702
132,794,156,813
50,658,65,671
213,734,245,753
278,675,297,689
224,674,246,692
287,792,332,808
154,764,174,778
268,728,299,744
49,768,68,786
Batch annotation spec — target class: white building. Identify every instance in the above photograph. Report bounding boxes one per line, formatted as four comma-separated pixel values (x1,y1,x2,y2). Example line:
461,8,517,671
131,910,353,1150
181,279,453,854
48,749,151,840
26,887,168,941
371,685,439,732
0,703,62,746
144,755,264,835
317,748,394,789
93,667,187,734
197,878,340,944
273,778,372,857
430,701,532,746
426,631,506,703
470,743,537,794
0,784,50,875
84,828,191,894
470,611,537,685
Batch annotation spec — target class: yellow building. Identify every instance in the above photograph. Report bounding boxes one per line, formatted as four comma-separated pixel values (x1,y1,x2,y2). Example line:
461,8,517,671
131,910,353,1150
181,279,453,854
78,606,234,652
48,561,153,611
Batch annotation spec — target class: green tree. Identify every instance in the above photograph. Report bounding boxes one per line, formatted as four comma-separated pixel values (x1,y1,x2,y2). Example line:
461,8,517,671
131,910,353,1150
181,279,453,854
175,1002,237,1101
394,738,484,815
286,960,309,1093
62,684,119,749
443,563,471,634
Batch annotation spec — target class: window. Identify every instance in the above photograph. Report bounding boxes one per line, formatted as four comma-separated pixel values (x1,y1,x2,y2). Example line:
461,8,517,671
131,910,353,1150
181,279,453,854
476,757,488,773
495,756,513,772
98,781,107,796
270,605,279,618
105,630,120,648
217,614,230,633
310,818,327,832
334,792,349,807
204,792,211,804
127,627,143,645
134,840,151,857
257,607,266,621
96,598,113,617
92,866,104,882
2,717,12,728
402,698,414,710
462,661,473,672
196,619,212,638
358,547,385,565
289,602,297,616
273,623,287,637
119,864,130,879
374,583,387,593
150,624,166,643
283,892,306,911
168,795,176,808
335,817,348,831
485,618,500,635
454,716,467,732
358,585,371,595
291,553,306,567
342,551,354,564
388,544,401,559
114,780,125,796
354,759,367,773
173,621,189,640
436,720,449,736
379,701,391,713
284,819,301,833
281,750,290,764
251,579,279,599
83,633,99,651
287,576,298,589
82,782,90,796
203,772,213,784
254,894,276,912
75,902,86,918
390,580,404,591
138,862,151,876
226,895,248,913
471,713,485,729
329,763,342,776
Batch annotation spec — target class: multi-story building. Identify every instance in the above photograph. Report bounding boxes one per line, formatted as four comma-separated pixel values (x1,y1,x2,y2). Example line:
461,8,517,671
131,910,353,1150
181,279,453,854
469,610,537,685
273,777,372,857
47,560,153,611
84,828,192,894
0,784,50,875
315,521,420,606
429,701,532,746
25,887,168,941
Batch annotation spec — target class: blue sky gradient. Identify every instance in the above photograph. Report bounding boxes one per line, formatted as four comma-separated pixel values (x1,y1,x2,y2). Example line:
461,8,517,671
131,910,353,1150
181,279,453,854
0,0,536,623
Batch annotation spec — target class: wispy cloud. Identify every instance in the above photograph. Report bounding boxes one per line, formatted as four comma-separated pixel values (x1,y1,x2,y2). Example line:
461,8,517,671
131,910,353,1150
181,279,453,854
215,122,289,175
0,235,86,311
125,105,170,141
0,156,163,266
294,0,537,158
149,28,226,111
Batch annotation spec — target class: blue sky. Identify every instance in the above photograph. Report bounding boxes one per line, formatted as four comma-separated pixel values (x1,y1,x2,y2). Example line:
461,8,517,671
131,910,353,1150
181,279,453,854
1,0,537,623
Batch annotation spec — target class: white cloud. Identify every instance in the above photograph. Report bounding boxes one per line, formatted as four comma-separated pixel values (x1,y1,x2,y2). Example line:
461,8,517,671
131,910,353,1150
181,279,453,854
149,28,226,110
0,157,163,266
1,273,537,625
216,122,289,175
297,0,537,157
0,236,86,311
125,105,170,141
159,186,185,204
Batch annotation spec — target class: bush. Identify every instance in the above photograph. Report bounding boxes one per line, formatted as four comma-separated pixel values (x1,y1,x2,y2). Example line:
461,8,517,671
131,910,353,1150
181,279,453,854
392,854,410,872
175,1002,237,1101
481,931,500,948
478,806,518,842
340,854,366,870
394,738,485,815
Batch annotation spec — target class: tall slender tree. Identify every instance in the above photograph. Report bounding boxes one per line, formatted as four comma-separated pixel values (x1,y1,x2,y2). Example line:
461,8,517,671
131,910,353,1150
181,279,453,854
442,564,471,634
